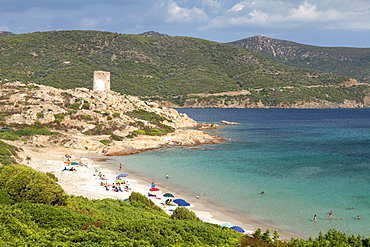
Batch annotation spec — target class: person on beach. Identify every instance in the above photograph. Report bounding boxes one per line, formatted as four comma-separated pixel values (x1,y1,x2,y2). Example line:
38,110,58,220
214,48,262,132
151,182,155,188
197,194,200,199
119,163,122,171
357,215,361,220
313,215,317,221
166,173,169,179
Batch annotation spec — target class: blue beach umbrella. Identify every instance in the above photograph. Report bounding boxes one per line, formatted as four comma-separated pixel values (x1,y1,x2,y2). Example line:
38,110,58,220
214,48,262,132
173,199,190,206
117,173,129,178
230,226,245,233
176,201,191,206
173,199,186,204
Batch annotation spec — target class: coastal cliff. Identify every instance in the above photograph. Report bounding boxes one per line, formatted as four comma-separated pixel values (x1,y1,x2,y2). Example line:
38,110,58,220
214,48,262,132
0,82,222,157
179,96,370,108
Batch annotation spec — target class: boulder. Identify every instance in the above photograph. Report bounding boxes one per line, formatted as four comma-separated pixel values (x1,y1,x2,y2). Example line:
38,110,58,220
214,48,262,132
105,145,140,156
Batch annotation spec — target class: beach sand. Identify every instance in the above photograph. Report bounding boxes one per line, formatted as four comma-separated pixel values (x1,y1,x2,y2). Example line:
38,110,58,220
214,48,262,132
15,143,305,241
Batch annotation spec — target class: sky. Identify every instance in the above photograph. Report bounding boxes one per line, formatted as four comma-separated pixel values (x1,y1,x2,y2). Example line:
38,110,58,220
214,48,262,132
1,0,369,47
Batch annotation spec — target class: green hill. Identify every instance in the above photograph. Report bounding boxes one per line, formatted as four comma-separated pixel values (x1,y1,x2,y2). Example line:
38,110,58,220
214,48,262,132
227,35,370,84
0,30,368,107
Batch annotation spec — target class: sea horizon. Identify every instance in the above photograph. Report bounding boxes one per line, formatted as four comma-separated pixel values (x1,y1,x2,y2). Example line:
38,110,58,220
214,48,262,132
114,108,370,238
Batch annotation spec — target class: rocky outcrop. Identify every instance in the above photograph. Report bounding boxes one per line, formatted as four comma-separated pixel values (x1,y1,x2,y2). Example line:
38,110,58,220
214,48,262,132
1,81,198,129
0,82,223,154
178,96,370,109
220,120,240,125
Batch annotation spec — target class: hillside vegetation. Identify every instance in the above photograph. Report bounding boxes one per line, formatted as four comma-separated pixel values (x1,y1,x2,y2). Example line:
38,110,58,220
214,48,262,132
1,30,368,108
228,35,370,85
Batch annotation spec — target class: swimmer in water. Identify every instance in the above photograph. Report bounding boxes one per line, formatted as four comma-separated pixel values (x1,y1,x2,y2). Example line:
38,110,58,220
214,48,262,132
328,211,335,219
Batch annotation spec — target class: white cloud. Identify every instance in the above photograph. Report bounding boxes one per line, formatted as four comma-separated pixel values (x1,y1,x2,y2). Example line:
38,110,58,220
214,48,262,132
228,3,245,12
202,0,223,13
165,1,208,23
249,9,269,22
202,0,370,31
289,1,319,21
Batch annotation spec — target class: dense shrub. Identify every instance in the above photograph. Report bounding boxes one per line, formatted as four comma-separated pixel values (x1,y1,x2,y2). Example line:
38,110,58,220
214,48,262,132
0,129,19,141
12,203,93,229
0,140,18,166
0,205,38,244
171,206,201,221
99,139,111,145
54,113,66,123
68,103,80,110
110,134,123,141
128,191,166,214
289,228,370,247
0,164,68,205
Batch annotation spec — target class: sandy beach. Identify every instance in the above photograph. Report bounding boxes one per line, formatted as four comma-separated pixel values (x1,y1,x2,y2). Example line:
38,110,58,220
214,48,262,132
14,142,304,241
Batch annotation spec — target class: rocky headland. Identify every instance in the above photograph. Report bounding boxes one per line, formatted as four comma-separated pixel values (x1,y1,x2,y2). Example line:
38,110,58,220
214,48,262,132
0,82,224,158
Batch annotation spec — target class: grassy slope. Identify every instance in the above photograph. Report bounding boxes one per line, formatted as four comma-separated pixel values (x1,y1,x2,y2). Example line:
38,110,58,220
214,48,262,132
228,36,370,84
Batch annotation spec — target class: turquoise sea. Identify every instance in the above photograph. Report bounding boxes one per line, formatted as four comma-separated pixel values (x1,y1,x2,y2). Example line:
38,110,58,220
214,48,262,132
114,108,370,238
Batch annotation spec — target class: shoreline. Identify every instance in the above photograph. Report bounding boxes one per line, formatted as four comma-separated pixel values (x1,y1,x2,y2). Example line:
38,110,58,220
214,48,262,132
14,141,306,241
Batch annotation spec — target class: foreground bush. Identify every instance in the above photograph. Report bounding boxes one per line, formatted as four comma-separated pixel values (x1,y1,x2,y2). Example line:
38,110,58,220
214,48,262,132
0,140,18,166
171,206,201,221
289,229,370,247
0,164,67,205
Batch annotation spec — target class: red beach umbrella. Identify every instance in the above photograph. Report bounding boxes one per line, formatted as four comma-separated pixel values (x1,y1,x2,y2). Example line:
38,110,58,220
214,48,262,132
149,188,160,191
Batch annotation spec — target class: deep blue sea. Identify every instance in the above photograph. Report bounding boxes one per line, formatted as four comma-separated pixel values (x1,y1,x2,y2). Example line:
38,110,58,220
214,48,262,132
115,108,370,238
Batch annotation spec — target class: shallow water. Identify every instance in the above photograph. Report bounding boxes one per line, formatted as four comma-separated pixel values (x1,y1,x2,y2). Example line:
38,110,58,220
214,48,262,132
114,108,370,238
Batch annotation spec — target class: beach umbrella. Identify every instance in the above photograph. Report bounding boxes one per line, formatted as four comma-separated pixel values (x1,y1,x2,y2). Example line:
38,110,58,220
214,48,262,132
163,193,175,198
173,199,186,204
117,173,129,178
221,223,234,228
115,180,125,183
173,199,190,206
176,201,190,206
149,187,160,191
70,162,79,166
64,160,72,164
230,226,245,233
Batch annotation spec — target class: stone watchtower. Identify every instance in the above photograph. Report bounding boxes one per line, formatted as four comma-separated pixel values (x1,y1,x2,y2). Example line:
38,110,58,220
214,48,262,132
93,71,110,91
